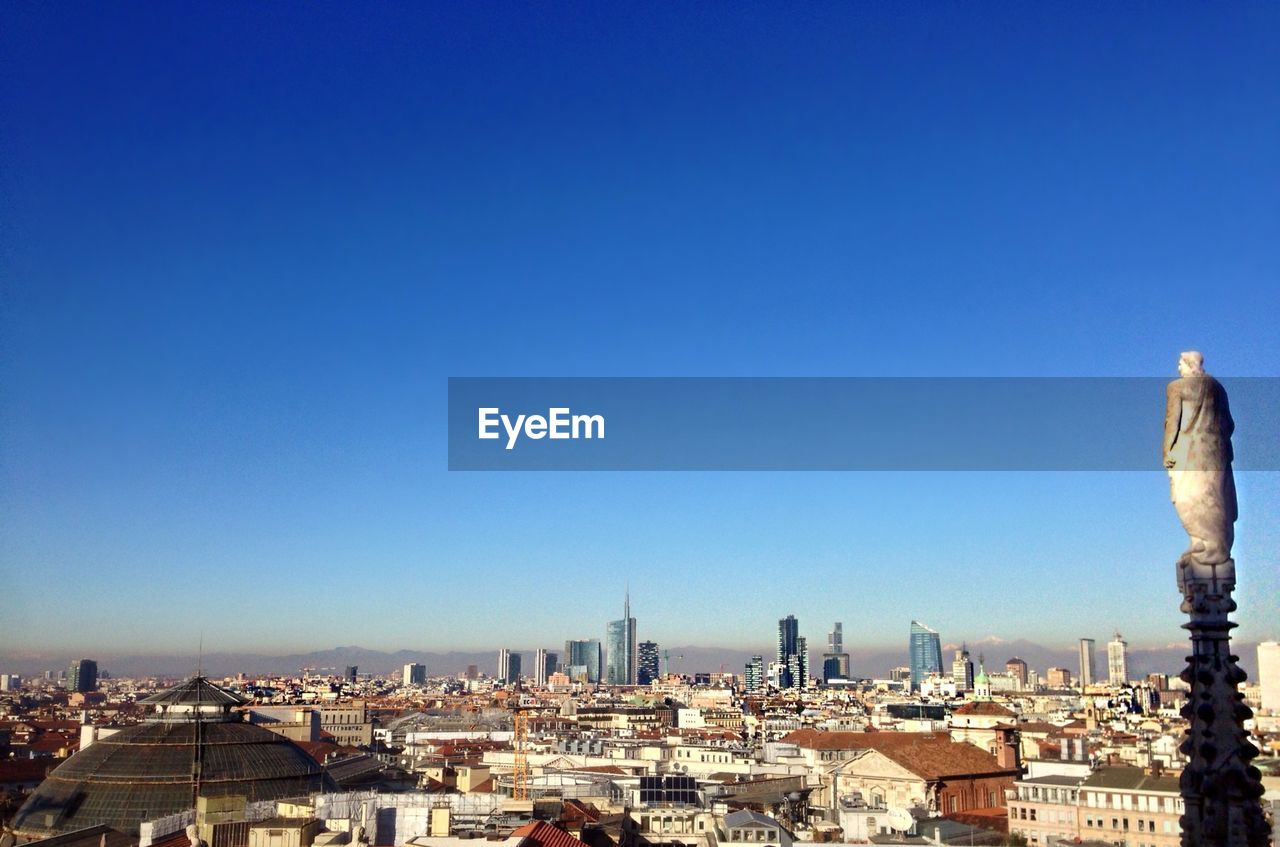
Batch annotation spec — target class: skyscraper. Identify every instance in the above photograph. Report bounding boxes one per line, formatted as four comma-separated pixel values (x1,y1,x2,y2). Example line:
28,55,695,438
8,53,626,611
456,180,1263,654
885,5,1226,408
952,645,974,691
534,648,549,686
823,621,851,680
1258,641,1280,714
777,615,807,689
908,621,942,692
1078,638,1096,688
1005,657,1029,689
345,665,358,684
638,641,659,685
1107,631,1128,685
497,649,521,684
745,655,764,693
67,659,97,693
402,662,426,685
564,639,602,684
606,591,638,685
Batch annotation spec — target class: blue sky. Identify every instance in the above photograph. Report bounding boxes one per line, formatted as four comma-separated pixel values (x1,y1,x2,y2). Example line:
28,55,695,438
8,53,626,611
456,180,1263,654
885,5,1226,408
2,2,1277,658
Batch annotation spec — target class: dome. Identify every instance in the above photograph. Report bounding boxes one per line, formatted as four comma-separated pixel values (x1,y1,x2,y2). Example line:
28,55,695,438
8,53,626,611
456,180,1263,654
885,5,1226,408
12,678,337,840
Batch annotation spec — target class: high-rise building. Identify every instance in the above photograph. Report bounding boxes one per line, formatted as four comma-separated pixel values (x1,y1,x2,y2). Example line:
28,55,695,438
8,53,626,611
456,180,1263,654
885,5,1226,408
823,622,850,681
466,664,479,680
497,649,521,685
638,641,659,685
67,659,98,693
1107,631,1128,685
777,615,807,689
908,621,942,692
1258,641,1280,714
1046,667,1071,688
534,648,549,686
344,665,358,684
564,639,602,684
403,662,426,685
606,591,638,685
1078,638,1096,688
952,645,974,691
745,655,764,693
0,674,21,692
1005,657,1029,689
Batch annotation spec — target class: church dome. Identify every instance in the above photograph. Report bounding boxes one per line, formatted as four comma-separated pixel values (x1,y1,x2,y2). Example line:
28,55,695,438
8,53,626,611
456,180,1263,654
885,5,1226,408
12,677,336,840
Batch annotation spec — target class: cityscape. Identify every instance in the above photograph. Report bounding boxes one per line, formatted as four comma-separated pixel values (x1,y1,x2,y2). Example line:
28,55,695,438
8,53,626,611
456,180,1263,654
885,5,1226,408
3,3,1279,847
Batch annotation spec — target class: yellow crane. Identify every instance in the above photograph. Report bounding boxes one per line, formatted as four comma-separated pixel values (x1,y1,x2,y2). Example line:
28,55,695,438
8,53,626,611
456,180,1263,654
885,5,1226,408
512,708,530,801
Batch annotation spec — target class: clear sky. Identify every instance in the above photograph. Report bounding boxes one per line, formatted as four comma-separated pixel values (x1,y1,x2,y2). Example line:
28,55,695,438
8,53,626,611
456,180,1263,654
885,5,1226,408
2,2,1277,658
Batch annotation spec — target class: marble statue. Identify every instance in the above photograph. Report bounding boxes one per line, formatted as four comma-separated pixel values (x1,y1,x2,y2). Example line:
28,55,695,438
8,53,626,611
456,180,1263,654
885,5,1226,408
1163,350,1236,575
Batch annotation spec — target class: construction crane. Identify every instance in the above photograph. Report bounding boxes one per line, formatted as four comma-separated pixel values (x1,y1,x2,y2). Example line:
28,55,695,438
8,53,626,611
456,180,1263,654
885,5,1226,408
511,708,530,801
662,650,683,677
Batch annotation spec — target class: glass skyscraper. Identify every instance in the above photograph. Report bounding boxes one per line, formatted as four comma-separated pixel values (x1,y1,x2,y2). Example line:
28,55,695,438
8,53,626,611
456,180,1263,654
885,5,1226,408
606,591,637,685
564,638,602,684
908,620,943,691
777,615,807,689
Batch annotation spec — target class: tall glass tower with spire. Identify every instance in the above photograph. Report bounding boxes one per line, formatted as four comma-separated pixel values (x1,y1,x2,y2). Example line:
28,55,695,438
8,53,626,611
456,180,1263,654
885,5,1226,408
606,591,637,685
908,620,943,691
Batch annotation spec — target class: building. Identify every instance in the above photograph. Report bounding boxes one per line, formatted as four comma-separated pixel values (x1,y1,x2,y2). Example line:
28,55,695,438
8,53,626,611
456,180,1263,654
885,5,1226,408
1079,638,1096,687
498,649,521,684
403,662,426,685
952,645,974,692
1079,766,1182,846
1045,667,1071,688
11,677,335,839
777,615,807,689
908,621,942,692
344,665,358,684
745,655,764,693
606,591,638,685
0,674,20,692
1005,773,1085,846
534,648,549,686
67,659,98,693
1257,640,1280,714
638,640,659,685
564,638,603,684
1108,631,1129,685
1005,657,1029,689
823,622,850,681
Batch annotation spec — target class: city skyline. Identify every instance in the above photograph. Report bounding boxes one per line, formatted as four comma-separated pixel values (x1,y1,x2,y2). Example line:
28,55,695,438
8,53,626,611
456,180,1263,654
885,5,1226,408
2,3,1278,654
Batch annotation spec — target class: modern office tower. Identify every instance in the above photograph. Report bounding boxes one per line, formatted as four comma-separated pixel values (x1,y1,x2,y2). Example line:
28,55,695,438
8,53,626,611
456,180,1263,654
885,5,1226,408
1258,641,1280,714
466,664,479,680
0,674,20,692
67,659,98,693
1107,631,1128,685
788,636,809,688
829,622,843,654
822,652,850,682
606,591,638,685
542,651,558,684
952,645,974,691
564,639,603,684
638,641,660,685
497,649,521,684
403,662,426,685
908,621,943,692
1078,638,1096,687
745,655,765,693
777,615,807,689
1046,667,1072,688
534,648,549,686
1005,657,1029,689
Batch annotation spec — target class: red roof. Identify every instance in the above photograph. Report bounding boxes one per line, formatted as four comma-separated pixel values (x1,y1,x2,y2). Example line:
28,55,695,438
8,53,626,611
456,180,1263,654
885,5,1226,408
780,729,1018,780
513,821,591,847
952,702,1016,717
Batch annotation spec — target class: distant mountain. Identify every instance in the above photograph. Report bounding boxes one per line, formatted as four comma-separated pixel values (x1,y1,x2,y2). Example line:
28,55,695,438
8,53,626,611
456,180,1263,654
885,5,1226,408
0,640,1258,680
